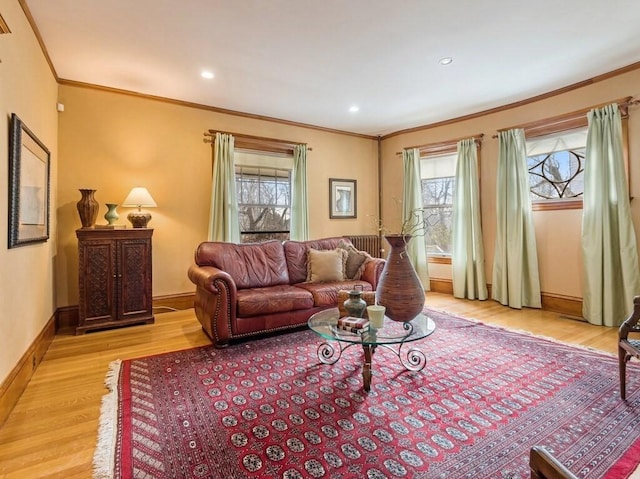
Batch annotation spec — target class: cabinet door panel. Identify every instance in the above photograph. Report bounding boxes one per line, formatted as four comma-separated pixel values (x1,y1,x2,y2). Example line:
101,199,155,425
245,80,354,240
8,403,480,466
119,239,152,319
80,240,117,323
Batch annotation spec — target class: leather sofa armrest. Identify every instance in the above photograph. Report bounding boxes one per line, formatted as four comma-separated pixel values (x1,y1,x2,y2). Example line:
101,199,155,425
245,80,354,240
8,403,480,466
188,264,237,348
361,257,385,289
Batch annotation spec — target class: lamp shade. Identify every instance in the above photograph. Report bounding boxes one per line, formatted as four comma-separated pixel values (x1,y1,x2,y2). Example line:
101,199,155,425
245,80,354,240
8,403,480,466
122,187,157,208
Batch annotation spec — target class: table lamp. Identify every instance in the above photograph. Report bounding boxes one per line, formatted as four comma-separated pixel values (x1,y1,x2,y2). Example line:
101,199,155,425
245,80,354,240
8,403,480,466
122,187,157,228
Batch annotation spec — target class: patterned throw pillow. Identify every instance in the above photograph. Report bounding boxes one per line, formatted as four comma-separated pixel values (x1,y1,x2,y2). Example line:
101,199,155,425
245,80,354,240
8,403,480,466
306,248,347,283
337,240,371,280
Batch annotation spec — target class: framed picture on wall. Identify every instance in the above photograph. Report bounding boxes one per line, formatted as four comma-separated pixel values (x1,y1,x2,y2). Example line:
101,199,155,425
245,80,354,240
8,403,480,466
8,113,51,248
329,178,357,219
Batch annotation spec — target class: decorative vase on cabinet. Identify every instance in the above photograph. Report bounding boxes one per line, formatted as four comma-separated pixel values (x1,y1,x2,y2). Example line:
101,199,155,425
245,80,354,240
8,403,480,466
375,235,425,322
77,189,99,228
104,203,119,225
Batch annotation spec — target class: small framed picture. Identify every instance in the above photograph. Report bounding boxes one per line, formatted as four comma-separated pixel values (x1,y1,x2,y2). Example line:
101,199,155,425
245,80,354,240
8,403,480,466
329,178,357,219
8,113,51,248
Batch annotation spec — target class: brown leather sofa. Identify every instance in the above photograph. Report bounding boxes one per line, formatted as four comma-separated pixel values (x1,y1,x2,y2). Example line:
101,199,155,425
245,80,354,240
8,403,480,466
188,237,385,347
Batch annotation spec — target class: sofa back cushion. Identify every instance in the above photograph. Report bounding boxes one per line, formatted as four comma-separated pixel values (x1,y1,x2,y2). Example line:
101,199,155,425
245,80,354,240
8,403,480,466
306,248,347,282
283,237,346,284
194,240,290,289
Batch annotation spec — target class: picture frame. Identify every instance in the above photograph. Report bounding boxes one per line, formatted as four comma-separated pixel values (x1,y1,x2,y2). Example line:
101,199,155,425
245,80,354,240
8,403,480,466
8,113,51,248
329,178,357,219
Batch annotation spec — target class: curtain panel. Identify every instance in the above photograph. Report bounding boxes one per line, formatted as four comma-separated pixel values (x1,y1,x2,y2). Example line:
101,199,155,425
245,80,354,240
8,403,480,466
402,148,430,289
290,144,309,240
581,103,640,326
492,129,541,309
452,138,488,300
208,133,240,243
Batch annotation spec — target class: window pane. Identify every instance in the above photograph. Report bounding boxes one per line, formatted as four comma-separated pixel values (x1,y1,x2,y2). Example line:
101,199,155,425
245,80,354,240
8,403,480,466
275,182,289,206
423,205,453,255
235,165,291,243
422,177,454,205
238,206,289,231
526,127,586,204
421,176,455,256
527,148,584,200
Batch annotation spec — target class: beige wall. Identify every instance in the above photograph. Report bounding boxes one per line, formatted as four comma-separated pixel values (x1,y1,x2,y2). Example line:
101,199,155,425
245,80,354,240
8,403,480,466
5,0,640,388
56,85,379,306
0,0,58,384
381,68,640,301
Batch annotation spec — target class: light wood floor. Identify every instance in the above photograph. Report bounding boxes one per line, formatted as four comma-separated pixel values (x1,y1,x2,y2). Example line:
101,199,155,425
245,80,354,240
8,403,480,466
0,293,621,478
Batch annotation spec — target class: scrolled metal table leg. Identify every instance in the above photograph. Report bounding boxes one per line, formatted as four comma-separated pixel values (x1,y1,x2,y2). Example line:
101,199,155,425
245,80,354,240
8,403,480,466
399,346,427,372
317,341,342,365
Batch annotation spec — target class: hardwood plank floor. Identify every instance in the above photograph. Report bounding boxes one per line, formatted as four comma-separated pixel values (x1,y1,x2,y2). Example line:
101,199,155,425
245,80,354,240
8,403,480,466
0,293,621,478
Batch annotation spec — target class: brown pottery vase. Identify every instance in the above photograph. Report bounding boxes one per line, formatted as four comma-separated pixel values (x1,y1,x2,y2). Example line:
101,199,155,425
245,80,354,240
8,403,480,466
77,189,99,228
375,235,425,322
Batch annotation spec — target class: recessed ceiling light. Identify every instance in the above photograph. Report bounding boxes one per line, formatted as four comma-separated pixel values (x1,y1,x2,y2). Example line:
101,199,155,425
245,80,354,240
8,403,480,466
349,105,359,113
438,57,453,66
201,71,215,79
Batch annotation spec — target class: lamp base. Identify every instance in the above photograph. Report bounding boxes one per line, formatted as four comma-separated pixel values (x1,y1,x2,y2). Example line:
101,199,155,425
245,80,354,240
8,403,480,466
127,211,151,228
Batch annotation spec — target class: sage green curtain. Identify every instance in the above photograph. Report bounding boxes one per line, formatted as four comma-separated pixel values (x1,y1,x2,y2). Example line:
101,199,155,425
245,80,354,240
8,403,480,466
208,133,240,242
582,104,640,326
492,129,541,308
290,144,309,240
452,138,488,300
402,148,430,290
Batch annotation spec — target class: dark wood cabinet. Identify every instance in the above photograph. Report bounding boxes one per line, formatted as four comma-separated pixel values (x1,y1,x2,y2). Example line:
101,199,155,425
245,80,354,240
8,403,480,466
76,228,154,334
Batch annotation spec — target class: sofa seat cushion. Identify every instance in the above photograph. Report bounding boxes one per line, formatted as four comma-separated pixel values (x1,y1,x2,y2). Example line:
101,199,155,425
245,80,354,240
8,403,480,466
237,285,314,317
295,280,373,307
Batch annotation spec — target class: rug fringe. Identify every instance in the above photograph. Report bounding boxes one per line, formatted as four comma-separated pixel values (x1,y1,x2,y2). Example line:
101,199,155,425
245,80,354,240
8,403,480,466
92,359,122,479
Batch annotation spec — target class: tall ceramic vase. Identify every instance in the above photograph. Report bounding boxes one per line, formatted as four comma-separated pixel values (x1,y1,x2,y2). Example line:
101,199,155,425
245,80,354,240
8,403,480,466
77,189,99,228
375,235,425,322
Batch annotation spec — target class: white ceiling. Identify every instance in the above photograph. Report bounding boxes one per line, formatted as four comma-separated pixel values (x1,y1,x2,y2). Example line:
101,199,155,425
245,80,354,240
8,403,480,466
24,0,640,136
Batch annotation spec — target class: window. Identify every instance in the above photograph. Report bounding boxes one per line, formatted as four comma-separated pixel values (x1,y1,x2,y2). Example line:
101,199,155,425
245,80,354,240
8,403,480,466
507,97,631,211
234,150,292,243
526,128,587,206
420,152,457,258
413,136,482,262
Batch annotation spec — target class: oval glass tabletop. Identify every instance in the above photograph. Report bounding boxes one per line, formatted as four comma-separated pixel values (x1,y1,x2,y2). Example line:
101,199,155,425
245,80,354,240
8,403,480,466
308,307,436,346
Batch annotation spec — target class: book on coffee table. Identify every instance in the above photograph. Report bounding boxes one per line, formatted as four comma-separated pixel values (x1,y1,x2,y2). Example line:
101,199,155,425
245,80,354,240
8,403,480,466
336,316,369,333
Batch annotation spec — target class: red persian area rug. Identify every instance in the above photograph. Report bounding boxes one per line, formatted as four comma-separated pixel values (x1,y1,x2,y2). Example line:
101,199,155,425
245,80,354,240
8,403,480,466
93,309,640,479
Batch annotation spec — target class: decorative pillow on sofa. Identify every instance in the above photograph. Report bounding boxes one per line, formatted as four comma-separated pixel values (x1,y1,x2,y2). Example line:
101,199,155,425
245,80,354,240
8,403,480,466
306,248,347,283
337,239,372,280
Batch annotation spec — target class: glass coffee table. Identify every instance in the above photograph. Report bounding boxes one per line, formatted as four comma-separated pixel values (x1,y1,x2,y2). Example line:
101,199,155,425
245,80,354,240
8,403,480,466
308,308,436,392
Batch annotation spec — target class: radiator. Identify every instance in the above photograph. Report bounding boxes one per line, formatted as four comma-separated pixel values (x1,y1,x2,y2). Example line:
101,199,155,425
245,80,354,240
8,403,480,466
344,235,383,258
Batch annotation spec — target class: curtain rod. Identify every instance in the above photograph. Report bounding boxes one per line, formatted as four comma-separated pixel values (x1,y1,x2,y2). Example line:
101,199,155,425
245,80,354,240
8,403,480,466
491,96,637,138
395,133,484,155
203,130,312,151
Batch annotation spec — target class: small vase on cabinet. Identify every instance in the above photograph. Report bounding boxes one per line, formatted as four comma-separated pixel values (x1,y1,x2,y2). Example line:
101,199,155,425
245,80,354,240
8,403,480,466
375,235,425,322
76,189,99,228
104,203,119,225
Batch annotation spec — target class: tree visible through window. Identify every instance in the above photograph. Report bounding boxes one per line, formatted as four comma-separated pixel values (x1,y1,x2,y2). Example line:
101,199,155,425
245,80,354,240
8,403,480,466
528,148,584,200
422,177,454,256
235,166,291,243
525,127,587,207
420,152,457,257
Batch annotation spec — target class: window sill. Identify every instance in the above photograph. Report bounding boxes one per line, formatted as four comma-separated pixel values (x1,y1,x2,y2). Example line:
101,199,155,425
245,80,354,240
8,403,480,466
532,199,582,211
428,256,451,265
